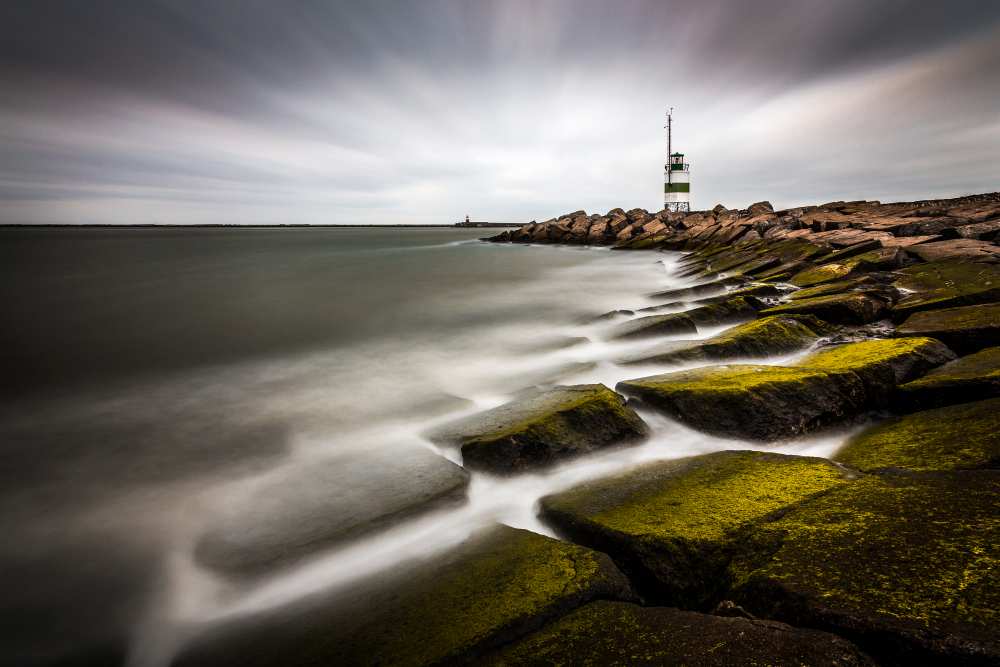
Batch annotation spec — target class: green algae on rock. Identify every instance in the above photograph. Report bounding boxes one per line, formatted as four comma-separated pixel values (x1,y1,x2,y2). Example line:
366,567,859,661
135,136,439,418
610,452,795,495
617,315,830,366
485,600,875,667
892,260,1000,321
539,451,854,607
895,346,1000,410
836,399,1000,472
426,384,648,473
194,447,470,578
617,338,953,440
760,291,890,325
896,302,1000,355
175,525,635,667
788,276,877,301
730,471,1000,665
797,336,956,406
608,295,763,339
617,364,867,440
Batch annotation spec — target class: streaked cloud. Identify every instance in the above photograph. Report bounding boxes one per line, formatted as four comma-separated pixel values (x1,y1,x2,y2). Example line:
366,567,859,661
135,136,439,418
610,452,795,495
1,0,998,224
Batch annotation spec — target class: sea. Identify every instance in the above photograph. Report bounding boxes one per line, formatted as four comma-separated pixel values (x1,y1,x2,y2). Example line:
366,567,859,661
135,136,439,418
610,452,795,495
0,227,855,665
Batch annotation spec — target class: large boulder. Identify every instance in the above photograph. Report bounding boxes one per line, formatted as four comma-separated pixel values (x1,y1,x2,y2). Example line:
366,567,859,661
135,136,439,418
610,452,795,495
892,261,1000,320
194,447,470,577
486,600,874,666
617,315,830,365
617,338,954,440
176,526,635,667
896,302,1000,354
540,451,853,606
787,276,878,301
905,238,1000,263
760,291,890,325
609,295,764,340
894,346,1000,410
836,398,1000,472
425,385,648,473
730,471,1000,665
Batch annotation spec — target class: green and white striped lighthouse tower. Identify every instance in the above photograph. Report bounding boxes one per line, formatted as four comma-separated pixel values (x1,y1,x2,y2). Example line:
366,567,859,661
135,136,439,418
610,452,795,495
664,108,690,212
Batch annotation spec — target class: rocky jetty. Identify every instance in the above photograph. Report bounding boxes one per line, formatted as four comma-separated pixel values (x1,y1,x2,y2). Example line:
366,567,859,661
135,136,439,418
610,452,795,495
177,193,1000,665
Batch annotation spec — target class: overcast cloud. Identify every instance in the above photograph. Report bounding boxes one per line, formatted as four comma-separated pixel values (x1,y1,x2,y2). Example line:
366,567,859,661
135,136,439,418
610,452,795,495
1,0,999,224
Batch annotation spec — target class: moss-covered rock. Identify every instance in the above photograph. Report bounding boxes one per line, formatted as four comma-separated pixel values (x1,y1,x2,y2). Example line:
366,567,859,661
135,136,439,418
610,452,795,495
486,600,875,666
836,399,1000,472
539,451,854,606
616,338,953,440
426,384,648,473
895,347,1000,410
896,302,1000,354
892,260,1000,320
608,312,698,339
790,262,856,288
730,471,1000,665
617,315,830,366
609,296,763,339
790,249,903,289
760,291,890,325
175,525,635,667
788,276,876,301
617,364,867,440
647,277,744,301
799,337,956,407
194,448,470,578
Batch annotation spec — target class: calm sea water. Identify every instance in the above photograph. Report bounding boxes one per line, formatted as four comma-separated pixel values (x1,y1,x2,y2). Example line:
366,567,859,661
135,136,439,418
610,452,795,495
0,228,850,665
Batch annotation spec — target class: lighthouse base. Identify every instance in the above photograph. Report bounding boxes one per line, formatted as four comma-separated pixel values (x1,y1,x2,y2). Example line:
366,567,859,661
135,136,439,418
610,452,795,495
664,202,690,213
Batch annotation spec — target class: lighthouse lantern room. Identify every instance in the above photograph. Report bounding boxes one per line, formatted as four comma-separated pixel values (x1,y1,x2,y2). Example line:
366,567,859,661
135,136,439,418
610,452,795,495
663,108,691,212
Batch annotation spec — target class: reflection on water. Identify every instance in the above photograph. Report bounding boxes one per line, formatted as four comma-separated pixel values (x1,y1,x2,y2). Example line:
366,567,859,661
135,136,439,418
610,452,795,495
0,228,859,666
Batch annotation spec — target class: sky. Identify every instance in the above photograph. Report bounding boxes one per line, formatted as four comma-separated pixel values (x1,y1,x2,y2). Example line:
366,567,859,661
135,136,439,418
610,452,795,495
1,0,999,225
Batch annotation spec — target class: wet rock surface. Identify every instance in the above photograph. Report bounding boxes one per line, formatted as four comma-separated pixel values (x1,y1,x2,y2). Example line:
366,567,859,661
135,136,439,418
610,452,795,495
836,398,1000,472
894,346,1000,410
426,384,648,473
540,451,853,606
730,471,1000,665
176,525,635,667
617,338,953,440
194,447,471,577
486,600,876,666
896,302,1000,354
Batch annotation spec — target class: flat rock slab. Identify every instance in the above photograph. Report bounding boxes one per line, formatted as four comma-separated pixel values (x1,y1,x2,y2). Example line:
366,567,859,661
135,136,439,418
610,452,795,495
425,384,648,473
608,312,697,339
176,526,634,667
788,276,876,301
617,338,953,440
731,471,1000,665
836,398,1000,472
895,346,1000,410
617,315,829,366
540,451,853,606
905,238,1000,263
195,447,470,577
608,296,763,339
761,291,889,325
896,302,1000,355
892,260,1000,320
486,600,875,666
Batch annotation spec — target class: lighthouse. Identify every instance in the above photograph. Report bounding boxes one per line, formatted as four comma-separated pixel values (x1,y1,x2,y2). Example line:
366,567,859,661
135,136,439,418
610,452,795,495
663,108,690,212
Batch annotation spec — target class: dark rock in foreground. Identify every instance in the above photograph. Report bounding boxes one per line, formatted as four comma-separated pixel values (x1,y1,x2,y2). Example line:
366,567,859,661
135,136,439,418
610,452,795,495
836,398,1000,472
194,447,470,577
896,302,1000,354
425,384,648,473
894,346,1000,410
540,451,852,606
176,525,634,667
486,600,875,666
731,471,1000,665
616,338,953,440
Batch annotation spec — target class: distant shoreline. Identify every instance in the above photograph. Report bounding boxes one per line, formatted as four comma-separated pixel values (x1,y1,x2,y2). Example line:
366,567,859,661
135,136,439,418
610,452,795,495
0,223,523,229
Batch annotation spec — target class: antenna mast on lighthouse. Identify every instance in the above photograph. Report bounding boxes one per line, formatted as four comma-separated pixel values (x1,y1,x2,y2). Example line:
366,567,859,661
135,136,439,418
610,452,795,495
663,108,691,213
